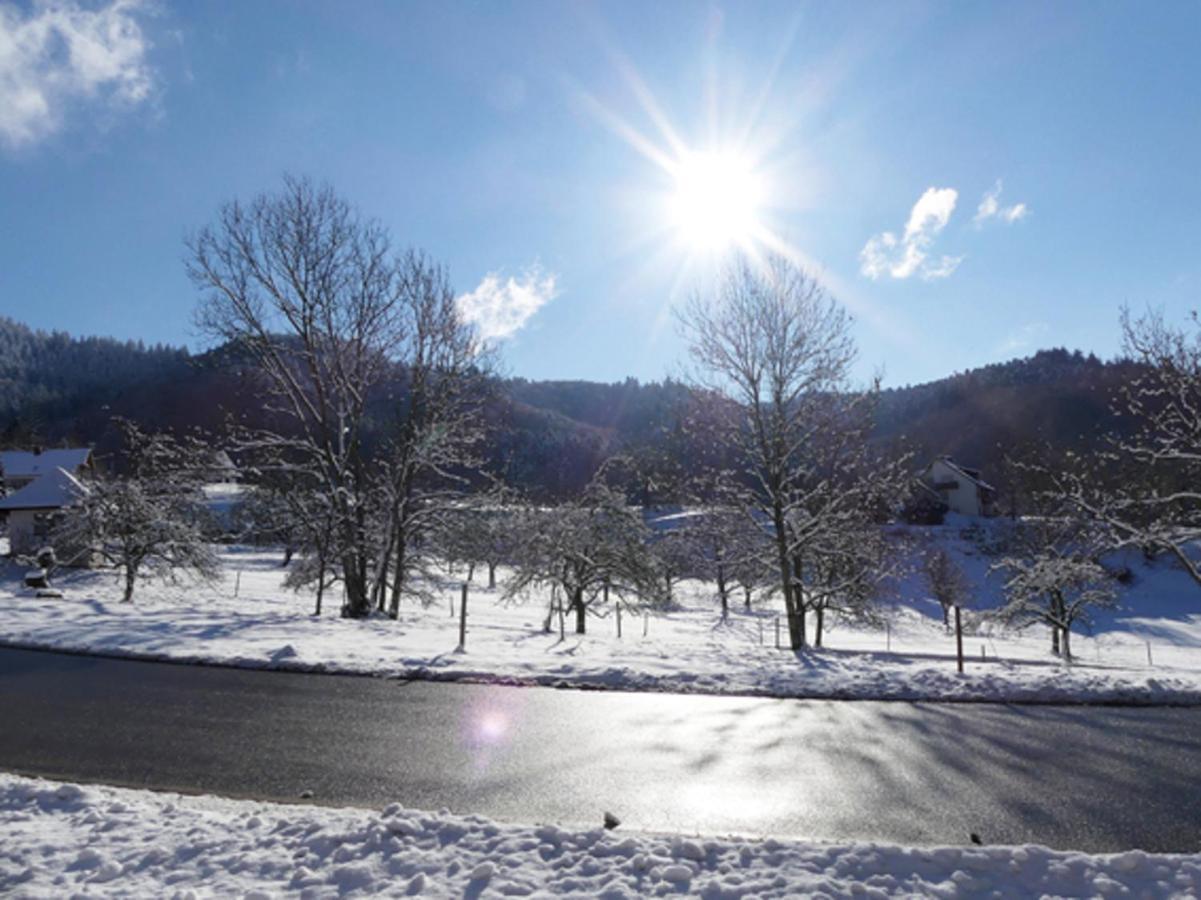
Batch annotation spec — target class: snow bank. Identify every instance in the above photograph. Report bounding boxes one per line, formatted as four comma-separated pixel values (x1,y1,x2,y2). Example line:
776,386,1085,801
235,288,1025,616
1,541,1200,705
0,773,1196,898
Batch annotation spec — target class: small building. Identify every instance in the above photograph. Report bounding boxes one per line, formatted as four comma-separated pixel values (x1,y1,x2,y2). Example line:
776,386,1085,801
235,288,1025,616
206,449,239,483
1,447,93,492
918,456,996,518
0,466,89,556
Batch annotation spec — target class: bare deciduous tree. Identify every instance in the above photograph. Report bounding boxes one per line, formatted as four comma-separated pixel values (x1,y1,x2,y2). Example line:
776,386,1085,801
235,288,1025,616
993,516,1116,661
54,420,219,603
924,548,970,629
506,479,664,635
1048,308,1201,590
188,176,488,618
678,254,906,649
374,261,493,616
430,492,517,590
685,503,765,617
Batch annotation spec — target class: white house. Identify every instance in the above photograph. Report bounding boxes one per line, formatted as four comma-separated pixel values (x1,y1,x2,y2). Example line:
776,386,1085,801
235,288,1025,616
1,447,92,492
0,466,89,556
918,456,996,518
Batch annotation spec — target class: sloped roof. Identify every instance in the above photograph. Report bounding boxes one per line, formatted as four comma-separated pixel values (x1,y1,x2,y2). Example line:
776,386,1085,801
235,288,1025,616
924,456,995,492
0,467,89,511
1,448,91,480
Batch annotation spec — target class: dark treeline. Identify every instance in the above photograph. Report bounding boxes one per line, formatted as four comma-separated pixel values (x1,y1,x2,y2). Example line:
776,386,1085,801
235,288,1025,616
0,315,1137,499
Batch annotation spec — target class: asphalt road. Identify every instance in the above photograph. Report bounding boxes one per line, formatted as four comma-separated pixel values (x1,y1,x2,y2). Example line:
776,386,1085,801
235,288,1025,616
1,646,1199,853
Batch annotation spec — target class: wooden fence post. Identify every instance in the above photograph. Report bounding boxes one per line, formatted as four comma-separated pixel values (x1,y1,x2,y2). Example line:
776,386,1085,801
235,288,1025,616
457,583,468,651
774,617,780,650
616,604,622,639
954,605,964,674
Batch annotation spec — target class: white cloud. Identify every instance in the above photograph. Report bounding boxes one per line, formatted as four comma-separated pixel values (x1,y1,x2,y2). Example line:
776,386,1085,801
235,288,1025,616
920,254,964,280
0,0,154,149
457,266,557,342
974,180,1029,226
860,187,961,281
1000,202,1028,223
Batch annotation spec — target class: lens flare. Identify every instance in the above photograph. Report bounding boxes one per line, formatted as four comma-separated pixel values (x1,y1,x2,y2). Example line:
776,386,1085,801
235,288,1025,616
476,710,509,742
668,150,766,254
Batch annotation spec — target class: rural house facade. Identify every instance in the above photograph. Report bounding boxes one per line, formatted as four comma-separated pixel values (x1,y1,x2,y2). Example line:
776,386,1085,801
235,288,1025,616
917,456,996,518
0,448,93,557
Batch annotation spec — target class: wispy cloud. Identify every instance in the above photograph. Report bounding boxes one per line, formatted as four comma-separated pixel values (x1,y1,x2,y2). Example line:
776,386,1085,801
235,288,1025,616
860,187,962,281
457,266,557,341
974,180,1029,226
0,0,154,149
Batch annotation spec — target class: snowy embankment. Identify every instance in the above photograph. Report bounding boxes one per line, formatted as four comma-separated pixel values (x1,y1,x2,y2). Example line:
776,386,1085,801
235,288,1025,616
2,531,1201,704
1,774,1196,899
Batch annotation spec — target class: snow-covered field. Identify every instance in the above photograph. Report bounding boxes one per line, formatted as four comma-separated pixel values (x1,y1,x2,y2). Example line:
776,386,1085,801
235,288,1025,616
2,520,1200,704
0,773,1196,899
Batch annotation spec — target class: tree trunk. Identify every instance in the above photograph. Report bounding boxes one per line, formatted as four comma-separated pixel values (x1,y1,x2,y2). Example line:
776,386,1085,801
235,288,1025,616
744,585,752,610
314,550,326,616
716,562,728,619
815,604,825,648
375,533,392,613
942,604,949,627
1062,624,1072,662
340,486,372,618
773,505,801,649
122,563,138,603
715,562,725,620
281,545,294,567
488,562,496,589
1050,590,1064,656
388,473,414,616
388,531,407,618
791,554,807,649
573,587,586,634
467,562,475,583
342,568,371,618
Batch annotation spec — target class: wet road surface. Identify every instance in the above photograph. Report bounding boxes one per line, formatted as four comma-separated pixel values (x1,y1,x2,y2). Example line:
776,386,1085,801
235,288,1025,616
1,646,1199,852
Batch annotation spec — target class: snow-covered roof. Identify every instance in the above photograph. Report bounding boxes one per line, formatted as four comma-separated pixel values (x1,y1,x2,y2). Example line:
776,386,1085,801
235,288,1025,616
0,467,89,511
0,448,91,481
923,457,995,492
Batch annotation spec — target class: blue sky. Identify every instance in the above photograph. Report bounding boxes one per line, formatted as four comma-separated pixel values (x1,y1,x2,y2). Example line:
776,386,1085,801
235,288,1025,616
0,0,1198,387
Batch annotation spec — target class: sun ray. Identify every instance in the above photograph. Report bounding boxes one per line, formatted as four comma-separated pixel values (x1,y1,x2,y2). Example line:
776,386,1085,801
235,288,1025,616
571,85,679,173
599,39,690,161
737,10,806,150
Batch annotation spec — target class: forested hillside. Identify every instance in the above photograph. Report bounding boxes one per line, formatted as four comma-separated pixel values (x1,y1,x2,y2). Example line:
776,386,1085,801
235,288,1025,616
874,348,1139,475
0,317,192,445
0,317,1134,499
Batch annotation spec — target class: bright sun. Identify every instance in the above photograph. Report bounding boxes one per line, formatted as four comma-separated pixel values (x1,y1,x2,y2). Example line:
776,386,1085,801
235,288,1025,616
668,150,766,254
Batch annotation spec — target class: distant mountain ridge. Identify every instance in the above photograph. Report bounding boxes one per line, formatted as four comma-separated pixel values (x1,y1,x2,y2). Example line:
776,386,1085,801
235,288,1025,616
0,316,1136,498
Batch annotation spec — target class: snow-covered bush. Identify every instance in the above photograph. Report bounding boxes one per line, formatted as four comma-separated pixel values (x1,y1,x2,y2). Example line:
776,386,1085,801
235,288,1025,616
53,420,219,602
